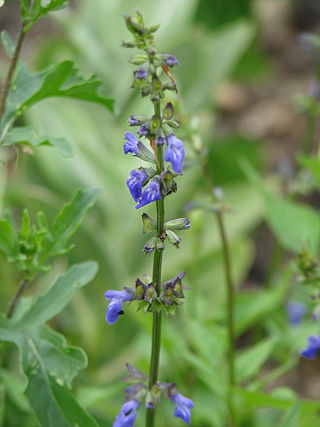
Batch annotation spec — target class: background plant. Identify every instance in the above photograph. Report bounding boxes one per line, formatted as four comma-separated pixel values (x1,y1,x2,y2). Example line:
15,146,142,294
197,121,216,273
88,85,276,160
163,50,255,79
2,0,320,426
0,1,113,426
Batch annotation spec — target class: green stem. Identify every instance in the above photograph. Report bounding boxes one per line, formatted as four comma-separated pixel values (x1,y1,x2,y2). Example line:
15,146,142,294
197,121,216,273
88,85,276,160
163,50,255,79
201,160,235,423
146,100,165,427
0,23,26,120
6,278,29,318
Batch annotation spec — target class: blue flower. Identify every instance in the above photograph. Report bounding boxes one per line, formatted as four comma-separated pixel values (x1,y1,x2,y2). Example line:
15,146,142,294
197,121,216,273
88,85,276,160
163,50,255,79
300,335,320,359
135,68,148,79
164,134,185,174
124,131,140,155
105,289,134,324
170,392,194,424
113,400,140,427
135,178,161,209
164,55,179,67
126,169,148,202
286,301,306,325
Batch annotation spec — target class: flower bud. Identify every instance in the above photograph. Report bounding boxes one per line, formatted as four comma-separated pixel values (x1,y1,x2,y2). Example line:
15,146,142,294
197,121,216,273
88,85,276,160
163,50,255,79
166,230,181,248
142,213,157,233
151,75,161,93
161,170,177,195
163,102,174,120
130,54,148,65
144,283,157,302
164,120,180,128
144,236,157,253
148,24,160,34
121,40,136,48
156,238,165,251
150,115,160,134
135,278,147,300
124,15,144,35
164,218,190,230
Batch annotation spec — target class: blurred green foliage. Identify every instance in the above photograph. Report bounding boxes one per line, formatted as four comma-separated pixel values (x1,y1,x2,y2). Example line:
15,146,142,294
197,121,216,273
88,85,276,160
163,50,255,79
2,0,320,426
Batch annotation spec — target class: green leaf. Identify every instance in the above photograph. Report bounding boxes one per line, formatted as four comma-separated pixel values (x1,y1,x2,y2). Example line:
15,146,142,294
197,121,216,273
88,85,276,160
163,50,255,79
2,126,72,157
42,188,101,258
0,215,19,261
0,369,31,413
25,338,98,427
279,402,300,427
0,262,98,425
236,338,276,383
299,156,320,188
242,161,320,255
0,382,4,427
264,193,320,255
0,60,113,142
28,325,88,387
0,31,15,57
18,261,98,328
235,285,287,334
235,388,320,413
20,0,69,30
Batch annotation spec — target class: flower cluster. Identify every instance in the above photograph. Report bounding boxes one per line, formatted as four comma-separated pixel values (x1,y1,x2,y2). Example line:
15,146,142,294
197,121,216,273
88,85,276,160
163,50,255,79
142,213,190,253
112,364,194,426
124,121,185,210
104,271,188,323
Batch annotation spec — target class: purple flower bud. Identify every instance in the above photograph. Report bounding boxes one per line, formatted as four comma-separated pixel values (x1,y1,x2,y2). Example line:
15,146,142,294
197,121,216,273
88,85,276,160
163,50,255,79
286,301,306,325
105,289,134,324
127,169,149,202
164,134,185,174
169,392,194,424
113,399,140,427
300,335,320,359
128,115,144,126
124,131,140,155
134,68,148,79
137,124,149,136
135,178,161,209
164,55,179,67
156,136,166,145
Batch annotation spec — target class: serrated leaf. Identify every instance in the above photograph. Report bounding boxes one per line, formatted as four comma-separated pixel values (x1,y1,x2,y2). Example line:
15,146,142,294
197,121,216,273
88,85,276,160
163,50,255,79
0,60,113,142
2,126,72,157
42,188,101,258
25,338,98,427
18,261,98,328
29,325,88,387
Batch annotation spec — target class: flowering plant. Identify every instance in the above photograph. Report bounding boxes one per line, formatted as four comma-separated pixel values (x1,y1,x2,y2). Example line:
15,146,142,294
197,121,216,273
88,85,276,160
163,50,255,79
104,12,193,426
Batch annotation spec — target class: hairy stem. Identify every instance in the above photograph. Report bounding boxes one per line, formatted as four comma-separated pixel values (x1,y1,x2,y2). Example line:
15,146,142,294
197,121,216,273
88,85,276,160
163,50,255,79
6,278,29,318
146,100,164,427
201,160,235,423
0,23,26,119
